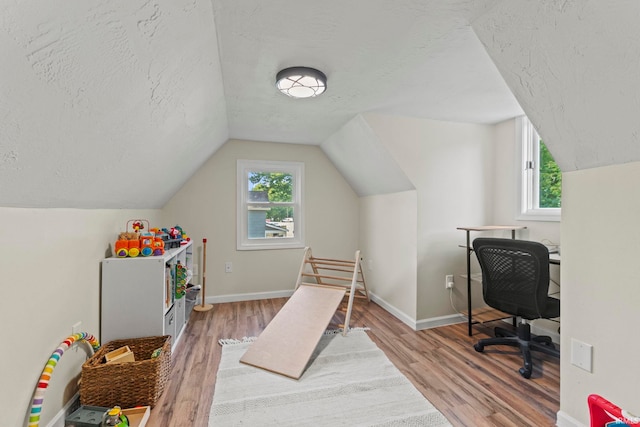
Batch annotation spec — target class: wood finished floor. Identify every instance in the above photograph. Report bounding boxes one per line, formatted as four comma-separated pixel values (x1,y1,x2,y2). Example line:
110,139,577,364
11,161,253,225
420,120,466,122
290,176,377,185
148,298,559,427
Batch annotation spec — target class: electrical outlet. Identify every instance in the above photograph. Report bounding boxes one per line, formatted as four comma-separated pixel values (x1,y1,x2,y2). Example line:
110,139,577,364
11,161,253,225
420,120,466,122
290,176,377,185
445,275,454,289
224,261,232,273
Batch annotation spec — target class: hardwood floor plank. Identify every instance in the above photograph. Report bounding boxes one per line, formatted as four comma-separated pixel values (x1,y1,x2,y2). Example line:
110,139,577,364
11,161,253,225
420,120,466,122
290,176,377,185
147,299,559,427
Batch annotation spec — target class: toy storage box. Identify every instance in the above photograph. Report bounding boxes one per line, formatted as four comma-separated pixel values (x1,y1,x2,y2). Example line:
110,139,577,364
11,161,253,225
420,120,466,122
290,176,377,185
65,405,150,427
65,405,108,427
80,335,171,409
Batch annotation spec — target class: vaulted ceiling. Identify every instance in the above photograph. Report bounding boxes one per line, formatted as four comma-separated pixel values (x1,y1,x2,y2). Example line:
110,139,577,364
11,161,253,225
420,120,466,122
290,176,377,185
0,0,528,208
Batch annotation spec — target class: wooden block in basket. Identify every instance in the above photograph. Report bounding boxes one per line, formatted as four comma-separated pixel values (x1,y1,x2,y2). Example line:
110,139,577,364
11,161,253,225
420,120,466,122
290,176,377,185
80,335,171,409
105,346,135,364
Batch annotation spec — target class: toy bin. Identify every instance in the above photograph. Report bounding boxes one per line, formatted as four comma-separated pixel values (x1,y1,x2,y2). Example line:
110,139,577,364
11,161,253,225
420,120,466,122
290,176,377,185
64,405,108,427
588,394,640,426
80,335,171,409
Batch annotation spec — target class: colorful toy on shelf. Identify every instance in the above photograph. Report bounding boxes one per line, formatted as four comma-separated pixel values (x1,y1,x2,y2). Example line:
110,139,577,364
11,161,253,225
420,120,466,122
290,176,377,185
175,261,187,298
140,233,154,257
113,221,189,258
152,237,165,256
114,240,129,258
128,239,140,257
101,406,129,426
115,232,140,258
169,227,181,240
126,219,149,237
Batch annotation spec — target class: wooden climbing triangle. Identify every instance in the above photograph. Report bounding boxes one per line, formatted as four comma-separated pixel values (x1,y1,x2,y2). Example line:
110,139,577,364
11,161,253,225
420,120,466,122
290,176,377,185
239,247,369,379
295,247,370,335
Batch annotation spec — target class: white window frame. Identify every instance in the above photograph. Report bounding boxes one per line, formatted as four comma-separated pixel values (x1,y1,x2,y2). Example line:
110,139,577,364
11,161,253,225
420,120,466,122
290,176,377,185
237,159,305,250
516,116,561,222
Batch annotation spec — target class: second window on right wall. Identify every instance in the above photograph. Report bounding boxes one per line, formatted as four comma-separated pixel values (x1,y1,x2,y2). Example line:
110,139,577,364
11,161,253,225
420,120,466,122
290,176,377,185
518,116,562,221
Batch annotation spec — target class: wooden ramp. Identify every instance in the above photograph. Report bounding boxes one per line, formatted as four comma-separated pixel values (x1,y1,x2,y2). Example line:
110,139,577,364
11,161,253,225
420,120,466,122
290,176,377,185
239,284,345,379
239,248,368,379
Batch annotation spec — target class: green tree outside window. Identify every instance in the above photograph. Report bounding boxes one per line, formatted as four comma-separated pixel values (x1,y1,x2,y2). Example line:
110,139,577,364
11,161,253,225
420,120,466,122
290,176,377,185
249,172,294,221
539,141,562,208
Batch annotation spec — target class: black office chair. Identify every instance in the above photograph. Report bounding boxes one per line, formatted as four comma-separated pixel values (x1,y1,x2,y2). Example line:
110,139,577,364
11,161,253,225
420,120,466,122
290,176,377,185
472,237,560,379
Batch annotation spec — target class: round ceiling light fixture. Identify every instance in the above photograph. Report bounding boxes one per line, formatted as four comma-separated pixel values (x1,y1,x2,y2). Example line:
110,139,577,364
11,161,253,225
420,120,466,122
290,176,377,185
276,66,327,99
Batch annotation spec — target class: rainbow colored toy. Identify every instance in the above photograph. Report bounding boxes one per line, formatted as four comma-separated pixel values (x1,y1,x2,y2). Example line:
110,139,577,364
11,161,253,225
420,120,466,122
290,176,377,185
29,332,100,427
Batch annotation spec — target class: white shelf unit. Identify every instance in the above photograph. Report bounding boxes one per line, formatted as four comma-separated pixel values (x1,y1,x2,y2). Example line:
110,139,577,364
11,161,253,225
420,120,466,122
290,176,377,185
101,240,193,350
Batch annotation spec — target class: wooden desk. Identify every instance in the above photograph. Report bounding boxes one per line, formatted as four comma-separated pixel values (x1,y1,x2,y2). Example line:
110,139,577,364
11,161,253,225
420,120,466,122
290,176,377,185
457,225,527,336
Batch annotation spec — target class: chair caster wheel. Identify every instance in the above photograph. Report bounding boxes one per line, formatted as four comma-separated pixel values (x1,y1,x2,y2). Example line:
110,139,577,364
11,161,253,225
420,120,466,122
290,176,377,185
474,343,484,352
519,367,532,379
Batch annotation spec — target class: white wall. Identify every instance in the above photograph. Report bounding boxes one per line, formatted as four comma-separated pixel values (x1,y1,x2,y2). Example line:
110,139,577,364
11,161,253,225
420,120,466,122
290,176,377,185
2,207,160,427
161,139,360,300
363,113,495,322
359,190,418,323
560,162,640,426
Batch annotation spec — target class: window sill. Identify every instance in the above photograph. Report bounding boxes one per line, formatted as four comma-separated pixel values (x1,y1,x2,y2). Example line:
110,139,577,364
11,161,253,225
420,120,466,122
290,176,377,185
237,241,305,251
516,209,561,222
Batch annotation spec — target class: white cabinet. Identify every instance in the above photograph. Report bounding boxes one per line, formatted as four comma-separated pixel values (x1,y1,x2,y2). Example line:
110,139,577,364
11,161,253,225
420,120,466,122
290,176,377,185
101,241,193,349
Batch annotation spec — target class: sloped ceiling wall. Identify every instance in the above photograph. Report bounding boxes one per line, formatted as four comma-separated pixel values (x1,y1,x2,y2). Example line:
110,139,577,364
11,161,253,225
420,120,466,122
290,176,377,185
321,115,414,197
0,0,228,208
472,1,640,172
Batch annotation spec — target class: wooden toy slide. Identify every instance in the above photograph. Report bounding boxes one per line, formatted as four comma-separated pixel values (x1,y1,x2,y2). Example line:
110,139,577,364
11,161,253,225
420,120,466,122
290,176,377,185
239,247,369,379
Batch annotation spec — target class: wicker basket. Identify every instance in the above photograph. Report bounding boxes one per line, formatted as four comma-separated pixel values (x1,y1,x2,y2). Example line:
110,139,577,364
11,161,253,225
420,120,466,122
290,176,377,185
80,335,171,409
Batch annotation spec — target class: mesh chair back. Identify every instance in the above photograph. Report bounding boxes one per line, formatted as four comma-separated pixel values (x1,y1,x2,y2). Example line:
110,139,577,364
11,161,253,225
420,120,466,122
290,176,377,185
472,238,551,320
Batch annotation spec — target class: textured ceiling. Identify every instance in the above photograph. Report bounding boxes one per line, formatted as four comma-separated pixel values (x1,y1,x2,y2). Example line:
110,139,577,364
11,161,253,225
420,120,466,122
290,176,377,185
213,0,523,144
0,0,524,208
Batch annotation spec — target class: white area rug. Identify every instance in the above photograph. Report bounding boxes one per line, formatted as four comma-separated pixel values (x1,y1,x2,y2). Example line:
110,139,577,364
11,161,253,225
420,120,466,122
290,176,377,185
210,330,452,426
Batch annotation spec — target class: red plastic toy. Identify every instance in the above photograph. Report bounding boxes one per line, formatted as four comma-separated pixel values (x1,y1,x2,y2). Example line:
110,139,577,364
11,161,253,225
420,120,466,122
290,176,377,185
589,394,640,427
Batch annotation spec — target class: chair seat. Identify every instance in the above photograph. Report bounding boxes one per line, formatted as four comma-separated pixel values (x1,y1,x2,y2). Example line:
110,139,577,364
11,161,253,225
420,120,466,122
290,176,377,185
542,296,560,319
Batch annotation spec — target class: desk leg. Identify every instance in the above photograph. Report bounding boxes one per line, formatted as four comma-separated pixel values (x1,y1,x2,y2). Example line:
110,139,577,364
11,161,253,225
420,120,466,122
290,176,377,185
466,230,473,336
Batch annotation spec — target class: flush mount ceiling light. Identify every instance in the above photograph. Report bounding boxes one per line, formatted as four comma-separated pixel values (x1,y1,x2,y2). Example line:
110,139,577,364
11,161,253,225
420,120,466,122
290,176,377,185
276,66,327,99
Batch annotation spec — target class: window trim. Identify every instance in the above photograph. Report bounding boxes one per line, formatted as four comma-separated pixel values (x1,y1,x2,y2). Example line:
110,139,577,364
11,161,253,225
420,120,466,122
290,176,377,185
237,159,305,250
516,116,561,222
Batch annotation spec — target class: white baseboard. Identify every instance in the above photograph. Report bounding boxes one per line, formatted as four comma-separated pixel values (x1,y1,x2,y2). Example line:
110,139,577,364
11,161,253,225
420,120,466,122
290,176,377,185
205,289,295,304
556,410,586,427
204,290,471,333
369,292,465,331
368,292,417,329
415,313,466,330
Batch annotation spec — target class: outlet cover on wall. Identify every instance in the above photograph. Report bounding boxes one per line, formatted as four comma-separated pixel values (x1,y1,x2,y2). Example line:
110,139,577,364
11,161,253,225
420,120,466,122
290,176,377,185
571,338,593,372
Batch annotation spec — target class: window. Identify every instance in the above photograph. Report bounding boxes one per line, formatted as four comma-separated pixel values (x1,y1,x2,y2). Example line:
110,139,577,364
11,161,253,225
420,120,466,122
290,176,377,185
237,159,304,250
518,116,562,221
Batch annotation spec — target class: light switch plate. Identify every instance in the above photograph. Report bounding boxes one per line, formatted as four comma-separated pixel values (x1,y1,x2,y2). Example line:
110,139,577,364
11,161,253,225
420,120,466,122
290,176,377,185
571,338,593,372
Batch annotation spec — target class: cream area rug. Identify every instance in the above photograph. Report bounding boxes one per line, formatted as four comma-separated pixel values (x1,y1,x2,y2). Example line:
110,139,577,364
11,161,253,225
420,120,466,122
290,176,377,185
210,330,452,426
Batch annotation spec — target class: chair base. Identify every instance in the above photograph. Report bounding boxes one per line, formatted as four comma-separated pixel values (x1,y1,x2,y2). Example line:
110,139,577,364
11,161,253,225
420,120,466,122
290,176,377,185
473,322,559,379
